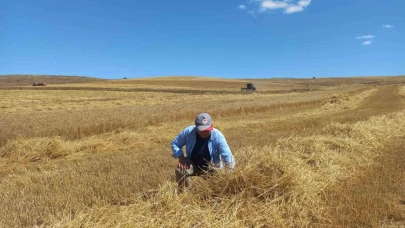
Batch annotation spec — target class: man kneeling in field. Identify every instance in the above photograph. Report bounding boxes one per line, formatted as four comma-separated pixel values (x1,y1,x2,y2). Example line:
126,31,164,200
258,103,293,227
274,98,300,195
171,112,235,191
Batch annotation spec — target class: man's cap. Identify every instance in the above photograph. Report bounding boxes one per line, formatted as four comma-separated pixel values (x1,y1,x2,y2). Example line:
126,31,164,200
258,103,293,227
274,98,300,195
195,112,214,131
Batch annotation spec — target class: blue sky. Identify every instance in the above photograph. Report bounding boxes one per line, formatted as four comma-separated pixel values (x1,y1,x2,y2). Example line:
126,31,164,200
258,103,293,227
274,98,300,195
0,0,404,79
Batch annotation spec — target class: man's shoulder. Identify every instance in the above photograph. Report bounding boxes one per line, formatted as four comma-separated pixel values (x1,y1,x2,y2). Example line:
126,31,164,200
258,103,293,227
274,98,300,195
181,125,196,133
212,128,226,138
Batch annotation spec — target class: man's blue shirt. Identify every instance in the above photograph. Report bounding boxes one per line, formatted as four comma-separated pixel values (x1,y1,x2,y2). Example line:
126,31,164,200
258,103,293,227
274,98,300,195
171,125,235,168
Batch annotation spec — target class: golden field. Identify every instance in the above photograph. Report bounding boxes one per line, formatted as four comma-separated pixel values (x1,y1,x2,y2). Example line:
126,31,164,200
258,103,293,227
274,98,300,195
0,75,405,227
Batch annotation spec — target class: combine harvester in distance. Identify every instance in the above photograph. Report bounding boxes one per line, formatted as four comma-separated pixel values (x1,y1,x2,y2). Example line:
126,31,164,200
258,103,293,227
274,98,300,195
241,82,256,91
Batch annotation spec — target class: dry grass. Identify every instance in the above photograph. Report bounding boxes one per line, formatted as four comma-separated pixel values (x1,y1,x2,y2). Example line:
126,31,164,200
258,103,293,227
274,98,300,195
0,85,365,146
399,85,405,96
323,139,405,227
253,75,405,86
0,76,405,227
49,111,405,227
0,74,103,86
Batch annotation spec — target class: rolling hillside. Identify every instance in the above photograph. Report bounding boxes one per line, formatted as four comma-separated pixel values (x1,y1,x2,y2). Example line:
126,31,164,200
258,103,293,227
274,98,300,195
0,74,105,86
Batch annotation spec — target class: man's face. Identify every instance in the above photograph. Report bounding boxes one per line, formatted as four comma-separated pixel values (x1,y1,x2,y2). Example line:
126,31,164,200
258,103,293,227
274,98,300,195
197,129,211,139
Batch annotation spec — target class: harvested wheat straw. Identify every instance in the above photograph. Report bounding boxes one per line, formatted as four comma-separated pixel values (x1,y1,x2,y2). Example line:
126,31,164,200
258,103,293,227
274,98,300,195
55,110,405,228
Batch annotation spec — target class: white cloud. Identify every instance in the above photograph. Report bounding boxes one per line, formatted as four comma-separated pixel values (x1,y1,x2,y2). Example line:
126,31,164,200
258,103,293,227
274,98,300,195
285,5,304,13
261,1,288,9
259,0,311,14
362,40,372,45
298,0,311,7
382,24,394,28
356,35,375,39
239,4,247,9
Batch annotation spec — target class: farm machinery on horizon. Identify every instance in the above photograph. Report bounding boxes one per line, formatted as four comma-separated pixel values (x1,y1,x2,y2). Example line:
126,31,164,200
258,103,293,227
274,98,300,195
241,82,256,91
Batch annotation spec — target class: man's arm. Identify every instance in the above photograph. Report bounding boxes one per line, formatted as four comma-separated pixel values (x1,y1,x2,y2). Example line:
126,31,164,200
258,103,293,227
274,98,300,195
171,128,187,158
216,132,235,169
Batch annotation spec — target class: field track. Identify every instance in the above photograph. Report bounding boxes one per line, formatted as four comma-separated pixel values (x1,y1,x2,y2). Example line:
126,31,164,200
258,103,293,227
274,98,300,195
223,85,404,147
339,85,405,119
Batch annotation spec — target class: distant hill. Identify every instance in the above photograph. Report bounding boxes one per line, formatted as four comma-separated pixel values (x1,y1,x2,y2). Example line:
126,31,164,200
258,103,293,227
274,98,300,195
0,75,106,86
1,74,405,87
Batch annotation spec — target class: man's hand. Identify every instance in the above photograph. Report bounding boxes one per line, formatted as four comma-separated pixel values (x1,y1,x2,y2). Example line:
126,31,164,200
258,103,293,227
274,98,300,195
177,155,191,171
